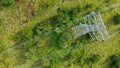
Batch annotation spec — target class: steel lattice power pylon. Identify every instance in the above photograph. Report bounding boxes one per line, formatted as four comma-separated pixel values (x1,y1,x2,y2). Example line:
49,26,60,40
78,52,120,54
72,12,109,41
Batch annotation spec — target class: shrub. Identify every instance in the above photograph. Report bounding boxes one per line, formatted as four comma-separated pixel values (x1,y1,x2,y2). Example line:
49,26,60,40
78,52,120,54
104,0,110,3
0,40,6,52
84,3,93,10
107,55,120,68
33,20,52,35
0,18,3,25
18,27,33,42
34,0,56,16
39,0,56,10
113,14,120,24
54,27,62,33
84,54,101,64
59,32,72,49
54,7,82,26
0,0,15,6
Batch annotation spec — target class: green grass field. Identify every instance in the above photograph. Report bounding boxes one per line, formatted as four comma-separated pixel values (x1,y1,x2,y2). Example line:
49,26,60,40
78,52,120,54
0,0,120,68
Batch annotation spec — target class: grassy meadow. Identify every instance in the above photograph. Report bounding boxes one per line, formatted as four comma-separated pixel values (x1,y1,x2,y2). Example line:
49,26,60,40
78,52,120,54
0,0,120,68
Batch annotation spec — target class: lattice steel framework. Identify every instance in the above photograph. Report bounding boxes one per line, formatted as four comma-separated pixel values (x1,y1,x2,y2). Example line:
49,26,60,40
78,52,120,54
72,12,109,41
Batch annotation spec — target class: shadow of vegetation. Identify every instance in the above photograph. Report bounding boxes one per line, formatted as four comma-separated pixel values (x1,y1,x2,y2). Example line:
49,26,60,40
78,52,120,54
104,54,120,68
107,13,120,25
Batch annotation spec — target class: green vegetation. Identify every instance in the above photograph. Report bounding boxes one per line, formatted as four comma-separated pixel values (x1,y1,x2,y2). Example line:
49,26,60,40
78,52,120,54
84,54,101,64
113,13,120,24
0,0,15,6
0,0,120,68
106,55,120,68
0,18,3,25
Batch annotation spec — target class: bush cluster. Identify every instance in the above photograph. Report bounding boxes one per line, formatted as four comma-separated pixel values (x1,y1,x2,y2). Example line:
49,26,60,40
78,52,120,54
113,14,120,24
0,0,15,6
84,54,101,64
15,6,90,68
107,55,120,68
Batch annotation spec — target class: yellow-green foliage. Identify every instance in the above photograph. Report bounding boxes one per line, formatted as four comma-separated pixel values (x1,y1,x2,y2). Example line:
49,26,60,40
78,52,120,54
0,0,120,68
